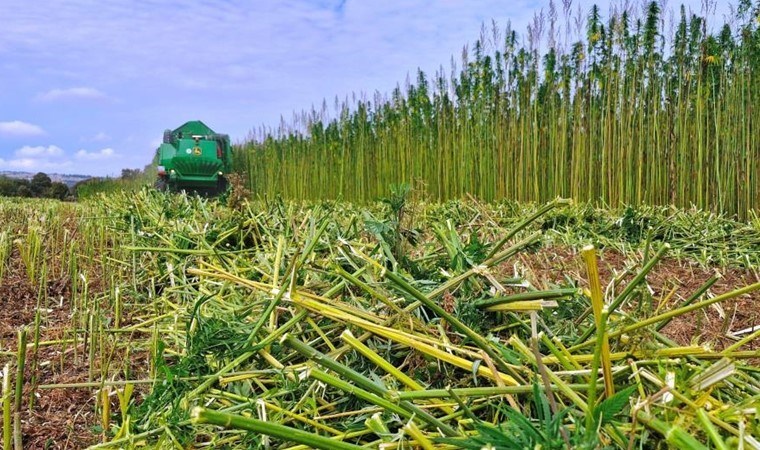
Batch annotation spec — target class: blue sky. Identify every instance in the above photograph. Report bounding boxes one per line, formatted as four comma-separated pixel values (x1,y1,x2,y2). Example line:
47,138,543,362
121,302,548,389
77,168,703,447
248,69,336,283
0,0,726,177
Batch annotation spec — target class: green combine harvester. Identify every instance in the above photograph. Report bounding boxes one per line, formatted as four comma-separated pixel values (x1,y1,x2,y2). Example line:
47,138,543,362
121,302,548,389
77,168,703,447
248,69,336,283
155,120,232,194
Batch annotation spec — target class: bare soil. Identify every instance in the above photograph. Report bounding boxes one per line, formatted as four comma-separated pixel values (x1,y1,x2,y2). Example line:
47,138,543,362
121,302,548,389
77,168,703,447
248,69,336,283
0,248,149,450
515,245,760,351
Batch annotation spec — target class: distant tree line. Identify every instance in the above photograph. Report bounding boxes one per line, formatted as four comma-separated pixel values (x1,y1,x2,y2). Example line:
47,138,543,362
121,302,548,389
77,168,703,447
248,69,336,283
0,172,70,200
72,167,151,199
120,168,144,180
0,167,152,201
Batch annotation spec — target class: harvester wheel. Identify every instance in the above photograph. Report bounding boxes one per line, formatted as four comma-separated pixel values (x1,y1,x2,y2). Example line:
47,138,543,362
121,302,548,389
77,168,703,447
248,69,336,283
217,176,229,194
154,178,167,192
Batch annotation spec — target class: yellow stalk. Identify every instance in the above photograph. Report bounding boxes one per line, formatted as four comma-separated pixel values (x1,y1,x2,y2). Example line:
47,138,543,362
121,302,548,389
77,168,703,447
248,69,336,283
485,300,555,311
653,285,679,316
290,293,498,362
359,322,518,386
258,348,285,369
335,265,404,313
725,327,760,352
272,234,284,287
341,330,423,390
582,245,615,398
2,364,10,450
303,306,516,385
100,387,111,442
261,400,343,435
283,429,375,450
316,407,383,421
542,346,718,364
510,336,589,412
341,330,455,414
190,266,383,324
306,316,337,352
540,335,577,371
190,264,503,368
365,412,392,442
403,421,436,450
551,336,583,370
267,236,286,350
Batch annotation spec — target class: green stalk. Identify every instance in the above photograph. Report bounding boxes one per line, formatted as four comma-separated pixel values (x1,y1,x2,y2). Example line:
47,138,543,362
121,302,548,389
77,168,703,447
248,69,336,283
307,368,414,420
283,334,459,436
14,328,27,414
123,246,253,255
486,198,570,259
509,336,588,413
3,364,11,450
576,244,669,343
237,9,755,216
187,309,307,399
381,266,520,382
612,281,760,340
88,313,96,382
582,246,615,398
335,265,402,313
474,288,580,309
635,410,708,450
585,308,609,436
655,273,720,332
191,407,365,450
391,383,599,400
570,281,760,352
340,330,421,391
28,308,42,410
695,409,729,450
725,326,760,352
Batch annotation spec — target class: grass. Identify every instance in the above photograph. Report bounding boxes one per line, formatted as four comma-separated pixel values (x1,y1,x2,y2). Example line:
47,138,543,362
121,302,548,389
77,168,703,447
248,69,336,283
0,189,758,448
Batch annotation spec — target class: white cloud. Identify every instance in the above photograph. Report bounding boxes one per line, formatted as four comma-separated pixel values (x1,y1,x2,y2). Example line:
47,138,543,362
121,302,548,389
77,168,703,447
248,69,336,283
0,143,71,172
0,157,72,171
79,132,111,143
90,132,110,142
75,147,118,160
3,158,35,169
0,120,46,137
15,145,63,157
35,87,110,102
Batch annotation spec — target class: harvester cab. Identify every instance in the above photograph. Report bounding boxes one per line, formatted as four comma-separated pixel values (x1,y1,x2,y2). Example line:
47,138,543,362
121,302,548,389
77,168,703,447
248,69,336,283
155,120,232,195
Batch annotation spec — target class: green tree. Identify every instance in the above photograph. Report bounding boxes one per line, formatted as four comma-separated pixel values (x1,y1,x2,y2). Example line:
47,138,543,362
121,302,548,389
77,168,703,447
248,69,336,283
0,176,16,196
16,184,32,198
47,182,70,200
121,168,143,180
30,172,52,197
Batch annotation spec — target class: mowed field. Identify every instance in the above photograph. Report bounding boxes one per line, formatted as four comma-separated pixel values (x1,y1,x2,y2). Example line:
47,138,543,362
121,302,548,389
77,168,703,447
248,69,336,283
1,0,758,448
0,190,758,449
